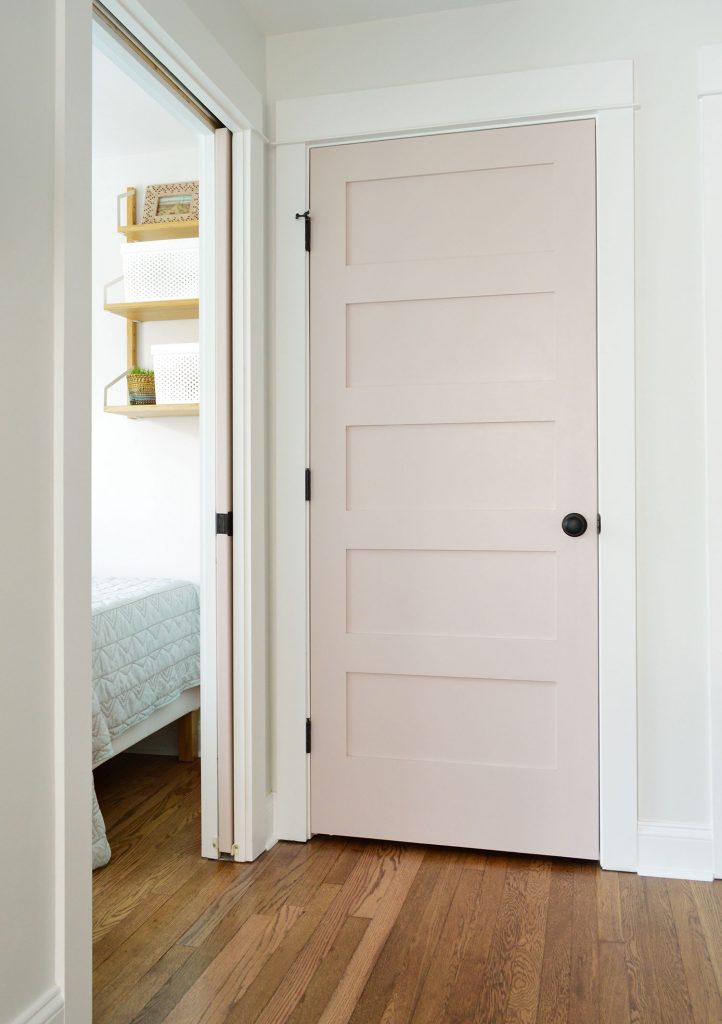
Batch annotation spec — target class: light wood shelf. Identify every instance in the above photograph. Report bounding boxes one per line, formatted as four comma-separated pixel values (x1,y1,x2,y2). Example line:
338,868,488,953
104,403,199,419
103,188,199,420
104,298,199,322
118,220,199,242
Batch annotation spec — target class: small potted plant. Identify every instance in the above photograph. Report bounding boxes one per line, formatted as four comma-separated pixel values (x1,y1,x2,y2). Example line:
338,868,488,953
127,366,155,406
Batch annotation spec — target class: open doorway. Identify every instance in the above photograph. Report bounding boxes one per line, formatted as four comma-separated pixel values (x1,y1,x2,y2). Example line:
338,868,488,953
89,8,234,902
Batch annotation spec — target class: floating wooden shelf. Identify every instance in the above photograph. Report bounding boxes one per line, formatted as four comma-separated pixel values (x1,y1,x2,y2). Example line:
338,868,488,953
118,220,199,242
104,403,199,419
104,298,199,322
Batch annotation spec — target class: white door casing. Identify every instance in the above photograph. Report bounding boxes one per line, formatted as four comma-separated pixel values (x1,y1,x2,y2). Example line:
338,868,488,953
272,62,636,872
309,121,599,858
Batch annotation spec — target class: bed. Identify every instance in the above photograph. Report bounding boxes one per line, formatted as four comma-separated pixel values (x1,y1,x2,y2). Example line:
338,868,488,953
91,576,201,869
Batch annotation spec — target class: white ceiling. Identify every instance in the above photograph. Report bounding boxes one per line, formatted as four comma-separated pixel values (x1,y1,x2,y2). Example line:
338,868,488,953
237,0,513,36
92,45,197,159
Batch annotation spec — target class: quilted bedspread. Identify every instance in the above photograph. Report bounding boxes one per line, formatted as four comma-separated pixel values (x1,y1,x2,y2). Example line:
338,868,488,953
91,577,200,868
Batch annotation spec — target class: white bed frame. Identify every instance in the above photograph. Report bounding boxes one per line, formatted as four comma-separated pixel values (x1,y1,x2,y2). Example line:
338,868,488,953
106,685,201,758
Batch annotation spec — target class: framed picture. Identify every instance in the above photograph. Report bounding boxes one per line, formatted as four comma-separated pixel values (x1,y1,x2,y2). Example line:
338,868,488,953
141,181,199,224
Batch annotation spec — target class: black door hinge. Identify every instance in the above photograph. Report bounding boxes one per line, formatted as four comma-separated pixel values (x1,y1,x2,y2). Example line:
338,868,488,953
305,468,311,501
597,513,601,534
306,717,312,754
216,512,233,536
296,210,311,252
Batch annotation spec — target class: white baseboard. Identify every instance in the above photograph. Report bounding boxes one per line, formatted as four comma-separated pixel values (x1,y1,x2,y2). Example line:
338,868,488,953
638,820,714,881
9,986,64,1024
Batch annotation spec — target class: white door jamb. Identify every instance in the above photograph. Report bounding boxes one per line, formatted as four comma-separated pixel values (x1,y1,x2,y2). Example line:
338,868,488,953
55,3,267,1020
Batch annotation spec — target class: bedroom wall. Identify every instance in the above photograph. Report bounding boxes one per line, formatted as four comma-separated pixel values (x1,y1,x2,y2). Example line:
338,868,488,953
92,90,201,583
265,0,722,843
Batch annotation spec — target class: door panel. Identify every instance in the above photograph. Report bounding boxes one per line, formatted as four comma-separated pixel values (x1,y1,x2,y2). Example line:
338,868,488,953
309,121,598,859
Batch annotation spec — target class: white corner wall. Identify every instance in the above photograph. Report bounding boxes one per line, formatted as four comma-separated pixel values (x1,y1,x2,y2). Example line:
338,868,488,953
180,0,266,94
0,0,266,1018
0,5,58,1021
266,0,722,868
92,148,201,582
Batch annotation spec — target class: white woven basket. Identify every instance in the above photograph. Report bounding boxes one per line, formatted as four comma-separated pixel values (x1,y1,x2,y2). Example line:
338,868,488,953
121,238,199,302
152,343,199,404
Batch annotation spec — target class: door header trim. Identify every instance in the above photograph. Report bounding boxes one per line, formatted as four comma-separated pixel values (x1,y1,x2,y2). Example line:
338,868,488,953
274,60,635,145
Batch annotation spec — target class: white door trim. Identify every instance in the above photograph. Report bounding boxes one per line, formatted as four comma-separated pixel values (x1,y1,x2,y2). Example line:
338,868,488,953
272,60,638,872
55,3,267,1019
699,44,722,879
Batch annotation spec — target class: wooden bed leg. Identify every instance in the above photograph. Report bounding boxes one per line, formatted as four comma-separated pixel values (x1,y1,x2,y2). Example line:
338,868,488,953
178,710,199,762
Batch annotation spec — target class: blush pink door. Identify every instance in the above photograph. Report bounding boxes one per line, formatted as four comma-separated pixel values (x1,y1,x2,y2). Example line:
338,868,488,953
309,120,599,859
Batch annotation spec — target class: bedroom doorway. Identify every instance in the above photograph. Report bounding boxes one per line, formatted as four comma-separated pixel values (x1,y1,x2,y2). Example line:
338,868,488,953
90,3,235,884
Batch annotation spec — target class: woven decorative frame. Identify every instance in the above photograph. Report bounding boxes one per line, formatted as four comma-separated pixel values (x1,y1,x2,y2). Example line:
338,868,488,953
141,181,199,224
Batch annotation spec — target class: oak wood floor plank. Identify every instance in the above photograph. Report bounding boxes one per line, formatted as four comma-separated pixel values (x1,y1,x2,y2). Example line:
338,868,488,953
130,846,343,1024
504,858,552,1024
94,755,182,831
669,880,722,1024
599,942,631,1024
287,916,370,1024
534,861,573,1024
643,877,695,1024
94,850,228,969
347,843,414,919
94,891,172,969
175,841,301,947
94,821,201,940
691,880,722,1001
226,883,342,1024
348,849,466,1024
323,841,366,886
281,839,350,909
93,770,201,903
95,758,722,1024
410,877,472,1024
438,854,509,1024
169,905,305,1024
316,848,424,1024
252,845,422,1024
94,863,244,1018
569,861,599,1024
94,758,198,859
95,850,271,991
176,837,344,951
474,857,530,1022
619,871,663,1024
597,868,624,942
98,945,196,1024
410,861,490,1024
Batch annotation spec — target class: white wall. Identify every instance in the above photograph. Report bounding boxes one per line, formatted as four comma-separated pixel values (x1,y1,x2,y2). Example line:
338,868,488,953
92,149,201,583
181,0,266,94
266,0,722,833
0,2,61,1021
0,0,263,1018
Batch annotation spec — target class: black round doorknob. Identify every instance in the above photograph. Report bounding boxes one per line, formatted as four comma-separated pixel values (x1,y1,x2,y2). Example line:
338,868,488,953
562,513,588,537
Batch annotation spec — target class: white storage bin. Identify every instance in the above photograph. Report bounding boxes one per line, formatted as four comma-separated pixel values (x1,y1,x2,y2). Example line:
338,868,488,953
121,238,199,302
152,343,199,404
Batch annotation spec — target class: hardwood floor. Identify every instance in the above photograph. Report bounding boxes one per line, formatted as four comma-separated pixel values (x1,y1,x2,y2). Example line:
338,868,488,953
94,755,722,1024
